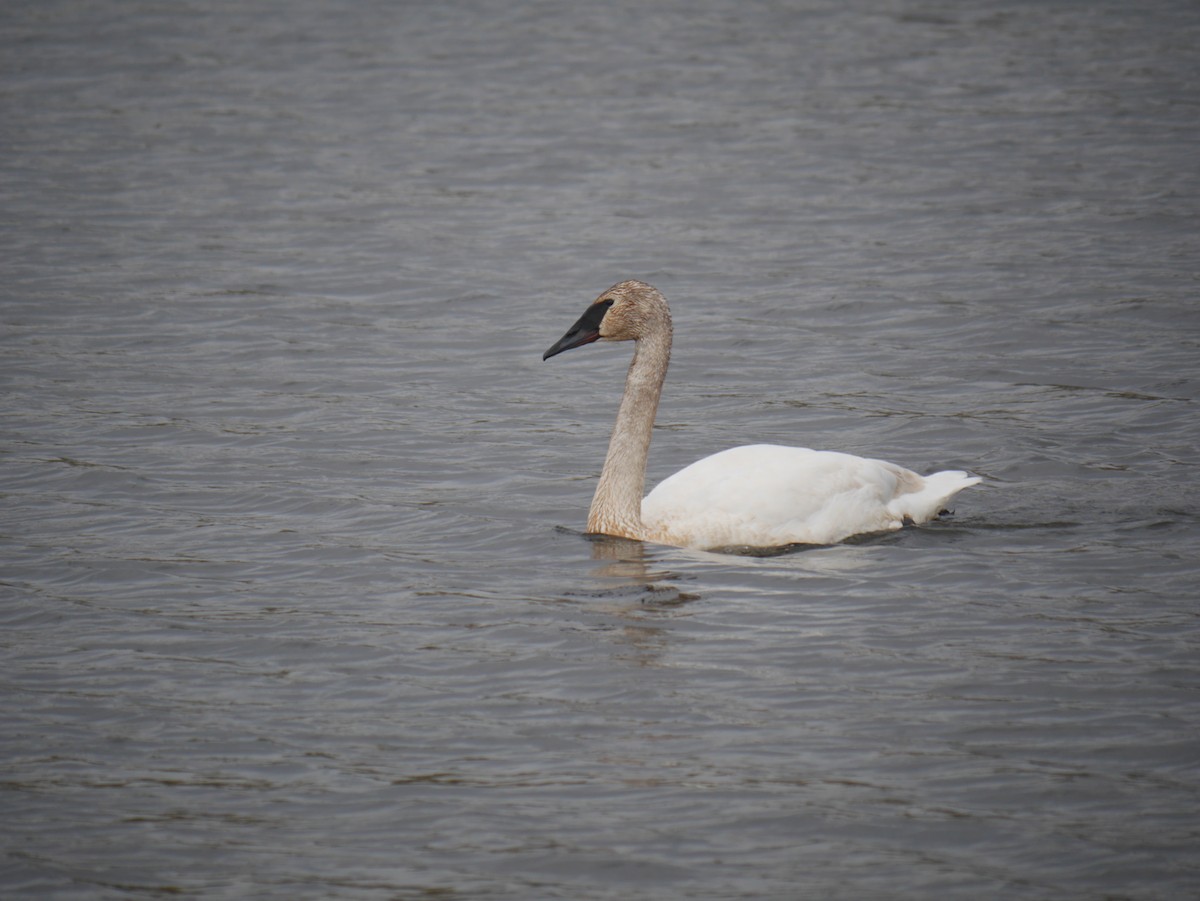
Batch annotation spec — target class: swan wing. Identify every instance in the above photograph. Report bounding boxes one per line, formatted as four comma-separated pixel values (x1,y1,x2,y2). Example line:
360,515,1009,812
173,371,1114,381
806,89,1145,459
641,444,979,549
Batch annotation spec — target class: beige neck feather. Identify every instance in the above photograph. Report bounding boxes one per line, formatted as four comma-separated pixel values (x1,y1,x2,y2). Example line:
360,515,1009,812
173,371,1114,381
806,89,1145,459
586,324,672,540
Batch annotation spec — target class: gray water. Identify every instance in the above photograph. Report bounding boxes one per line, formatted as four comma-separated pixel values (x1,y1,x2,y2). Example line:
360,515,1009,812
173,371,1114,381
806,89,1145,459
3,1,1199,898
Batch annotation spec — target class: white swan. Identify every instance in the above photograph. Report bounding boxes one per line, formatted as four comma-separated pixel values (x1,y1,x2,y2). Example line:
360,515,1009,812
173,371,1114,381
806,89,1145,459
543,280,981,550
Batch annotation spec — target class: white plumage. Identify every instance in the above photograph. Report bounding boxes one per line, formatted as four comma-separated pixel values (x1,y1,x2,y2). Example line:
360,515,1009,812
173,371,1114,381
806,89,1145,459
543,280,981,550
643,445,979,548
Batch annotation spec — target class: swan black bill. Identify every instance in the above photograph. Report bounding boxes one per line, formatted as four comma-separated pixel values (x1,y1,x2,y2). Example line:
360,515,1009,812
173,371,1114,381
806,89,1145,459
543,299,614,360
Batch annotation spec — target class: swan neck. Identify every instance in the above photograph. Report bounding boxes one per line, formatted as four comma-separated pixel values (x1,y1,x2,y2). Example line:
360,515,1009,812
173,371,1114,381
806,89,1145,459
588,327,671,539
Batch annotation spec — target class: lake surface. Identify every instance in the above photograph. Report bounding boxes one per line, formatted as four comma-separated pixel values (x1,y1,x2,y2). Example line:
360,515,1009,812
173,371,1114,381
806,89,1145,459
3,1,1199,898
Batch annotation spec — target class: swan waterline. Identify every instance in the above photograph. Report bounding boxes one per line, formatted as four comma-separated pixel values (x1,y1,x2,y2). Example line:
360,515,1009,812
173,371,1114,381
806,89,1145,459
543,280,981,550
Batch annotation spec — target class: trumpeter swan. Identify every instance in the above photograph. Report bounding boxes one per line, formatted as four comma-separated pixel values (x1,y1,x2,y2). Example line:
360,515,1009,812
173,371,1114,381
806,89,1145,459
543,280,981,549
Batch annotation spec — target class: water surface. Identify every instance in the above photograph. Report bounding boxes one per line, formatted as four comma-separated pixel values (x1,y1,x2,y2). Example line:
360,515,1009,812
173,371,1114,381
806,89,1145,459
3,1,1199,898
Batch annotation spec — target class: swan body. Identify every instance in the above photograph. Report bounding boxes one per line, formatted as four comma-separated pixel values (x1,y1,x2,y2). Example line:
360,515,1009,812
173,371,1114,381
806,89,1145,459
642,444,978,548
543,280,981,550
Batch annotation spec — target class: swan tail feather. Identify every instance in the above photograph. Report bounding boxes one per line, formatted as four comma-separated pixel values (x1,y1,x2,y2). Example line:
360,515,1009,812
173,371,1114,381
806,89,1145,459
889,470,982,525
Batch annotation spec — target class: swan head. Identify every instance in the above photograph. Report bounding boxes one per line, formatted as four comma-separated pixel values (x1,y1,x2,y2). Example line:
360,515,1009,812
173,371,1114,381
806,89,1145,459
543,280,671,360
